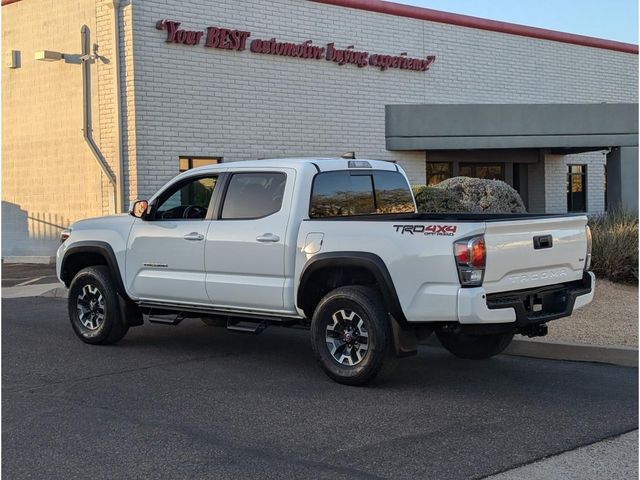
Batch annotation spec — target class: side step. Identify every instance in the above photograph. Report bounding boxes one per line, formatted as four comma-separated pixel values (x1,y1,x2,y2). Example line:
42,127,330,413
227,319,268,334
148,313,186,326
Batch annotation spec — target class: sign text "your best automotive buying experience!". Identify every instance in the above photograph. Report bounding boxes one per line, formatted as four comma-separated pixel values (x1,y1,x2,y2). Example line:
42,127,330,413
156,20,436,72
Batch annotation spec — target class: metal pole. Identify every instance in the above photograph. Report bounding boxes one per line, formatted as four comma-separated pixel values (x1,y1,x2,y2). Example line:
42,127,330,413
80,25,119,213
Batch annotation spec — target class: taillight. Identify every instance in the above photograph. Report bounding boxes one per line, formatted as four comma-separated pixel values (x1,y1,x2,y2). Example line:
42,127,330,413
584,225,592,271
454,235,486,287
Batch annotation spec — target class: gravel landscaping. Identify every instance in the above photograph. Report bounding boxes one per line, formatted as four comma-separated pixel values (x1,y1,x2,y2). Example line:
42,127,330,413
521,279,638,348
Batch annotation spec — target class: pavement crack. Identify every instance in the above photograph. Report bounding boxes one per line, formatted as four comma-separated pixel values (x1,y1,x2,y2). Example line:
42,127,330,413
4,353,233,394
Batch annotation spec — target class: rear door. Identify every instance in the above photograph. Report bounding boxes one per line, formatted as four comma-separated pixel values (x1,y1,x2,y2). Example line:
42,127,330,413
482,215,588,294
204,169,293,311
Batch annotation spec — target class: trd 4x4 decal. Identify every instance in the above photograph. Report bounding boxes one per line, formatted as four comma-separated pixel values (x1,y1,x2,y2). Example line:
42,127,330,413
393,224,457,236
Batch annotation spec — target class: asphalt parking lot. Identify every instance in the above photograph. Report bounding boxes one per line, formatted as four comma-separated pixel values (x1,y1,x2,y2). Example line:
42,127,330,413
1,263,58,288
3,296,638,480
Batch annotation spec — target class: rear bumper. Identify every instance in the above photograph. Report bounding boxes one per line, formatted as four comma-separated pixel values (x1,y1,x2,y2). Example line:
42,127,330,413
458,272,594,325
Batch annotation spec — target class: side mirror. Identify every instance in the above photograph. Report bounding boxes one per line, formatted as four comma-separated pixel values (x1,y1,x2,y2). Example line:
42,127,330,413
130,199,149,219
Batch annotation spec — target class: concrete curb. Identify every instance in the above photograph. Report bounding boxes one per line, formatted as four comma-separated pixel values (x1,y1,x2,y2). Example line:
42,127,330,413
421,337,638,368
40,286,69,299
504,338,638,368
2,283,65,299
3,256,55,265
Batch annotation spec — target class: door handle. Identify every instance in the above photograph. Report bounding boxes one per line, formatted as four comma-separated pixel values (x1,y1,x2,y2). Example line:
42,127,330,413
256,233,280,243
184,232,204,241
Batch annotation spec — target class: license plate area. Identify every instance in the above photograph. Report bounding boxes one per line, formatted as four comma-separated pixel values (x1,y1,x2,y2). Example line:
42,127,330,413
523,291,568,319
486,274,592,326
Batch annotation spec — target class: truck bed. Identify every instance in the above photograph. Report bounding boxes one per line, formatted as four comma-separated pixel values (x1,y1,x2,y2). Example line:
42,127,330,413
305,213,585,222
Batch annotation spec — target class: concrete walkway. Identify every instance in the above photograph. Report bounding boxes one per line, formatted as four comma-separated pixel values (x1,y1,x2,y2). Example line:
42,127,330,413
486,431,638,480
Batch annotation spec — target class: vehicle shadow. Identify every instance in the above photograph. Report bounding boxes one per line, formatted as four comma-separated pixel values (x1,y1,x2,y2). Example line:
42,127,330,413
120,319,638,397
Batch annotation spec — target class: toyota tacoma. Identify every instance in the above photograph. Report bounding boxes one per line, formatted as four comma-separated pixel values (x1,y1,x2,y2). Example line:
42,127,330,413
57,158,594,385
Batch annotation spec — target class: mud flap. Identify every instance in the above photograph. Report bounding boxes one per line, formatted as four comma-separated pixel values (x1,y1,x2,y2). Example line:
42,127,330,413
119,295,144,327
390,316,417,357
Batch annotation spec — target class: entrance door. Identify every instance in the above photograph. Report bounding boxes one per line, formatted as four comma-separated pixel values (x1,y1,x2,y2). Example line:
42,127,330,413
205,170,292,311
126,174,219,304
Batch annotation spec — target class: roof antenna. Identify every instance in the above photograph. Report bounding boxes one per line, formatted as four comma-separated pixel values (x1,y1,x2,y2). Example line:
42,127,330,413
341,151,356,159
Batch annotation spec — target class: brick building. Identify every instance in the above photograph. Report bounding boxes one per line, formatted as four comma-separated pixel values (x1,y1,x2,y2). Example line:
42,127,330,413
2,0,638,257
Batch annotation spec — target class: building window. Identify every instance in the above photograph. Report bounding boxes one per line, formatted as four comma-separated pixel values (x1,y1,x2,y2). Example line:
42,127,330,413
426,162,452,185
179,156,222,172
567,165,587,212
458,163,504,180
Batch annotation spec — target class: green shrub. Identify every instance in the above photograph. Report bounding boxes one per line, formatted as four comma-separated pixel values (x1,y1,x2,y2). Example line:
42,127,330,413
436,177,527,213
589,209,638,284
414,185,466,213
412,177,526,214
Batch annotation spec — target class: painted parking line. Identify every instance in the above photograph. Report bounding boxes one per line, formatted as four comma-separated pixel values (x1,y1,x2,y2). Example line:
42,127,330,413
15,276,46,287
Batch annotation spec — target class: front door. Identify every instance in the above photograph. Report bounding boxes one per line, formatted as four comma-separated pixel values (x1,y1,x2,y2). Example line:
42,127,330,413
126,174,219,304
205,170,291,311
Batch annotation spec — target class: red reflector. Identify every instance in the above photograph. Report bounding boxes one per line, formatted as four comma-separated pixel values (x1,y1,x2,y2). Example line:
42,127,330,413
471,238,486,267
454,243,468,264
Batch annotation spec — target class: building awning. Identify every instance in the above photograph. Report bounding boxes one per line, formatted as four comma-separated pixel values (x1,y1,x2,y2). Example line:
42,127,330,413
385,103,639,151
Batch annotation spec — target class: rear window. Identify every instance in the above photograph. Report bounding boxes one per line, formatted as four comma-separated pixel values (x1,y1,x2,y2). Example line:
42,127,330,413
310,170,415,218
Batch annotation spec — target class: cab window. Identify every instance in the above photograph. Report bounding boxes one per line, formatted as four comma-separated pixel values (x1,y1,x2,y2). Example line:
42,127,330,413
310,170,415,218
221,172,286,220
155,176,217,220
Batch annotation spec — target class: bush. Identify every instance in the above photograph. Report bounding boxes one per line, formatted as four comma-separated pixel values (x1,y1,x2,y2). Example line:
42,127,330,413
414,185,466,213
413,177,527,214
589,209,638,284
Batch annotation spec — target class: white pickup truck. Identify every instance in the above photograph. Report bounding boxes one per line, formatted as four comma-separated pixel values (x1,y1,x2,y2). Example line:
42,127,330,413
57,158,594,385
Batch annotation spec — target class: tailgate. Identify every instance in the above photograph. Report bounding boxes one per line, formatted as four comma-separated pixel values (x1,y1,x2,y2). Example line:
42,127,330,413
483,215,588,294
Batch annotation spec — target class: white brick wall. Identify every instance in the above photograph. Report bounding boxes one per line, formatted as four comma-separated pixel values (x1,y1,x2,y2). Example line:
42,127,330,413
2,0,110,256
542,151,606,214
544,154,568,214
119,2,139,207
127,0,638,199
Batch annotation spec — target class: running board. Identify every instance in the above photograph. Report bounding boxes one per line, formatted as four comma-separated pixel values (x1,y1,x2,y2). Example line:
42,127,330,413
148,312,186,326
137,301,302,322
227,319,268,334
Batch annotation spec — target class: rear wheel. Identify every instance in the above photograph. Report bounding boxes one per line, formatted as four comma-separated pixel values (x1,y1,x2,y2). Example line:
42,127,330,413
310,286,392,386
68,266,129,345
436,330,513,359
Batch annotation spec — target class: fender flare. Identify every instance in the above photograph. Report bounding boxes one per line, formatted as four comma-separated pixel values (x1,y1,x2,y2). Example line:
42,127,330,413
297,251,408,325
60,241,131,301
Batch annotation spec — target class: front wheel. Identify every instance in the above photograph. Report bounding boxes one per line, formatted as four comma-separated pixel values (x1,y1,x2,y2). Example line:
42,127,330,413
310,286,393,386
68,266,129,345
436,330,513,359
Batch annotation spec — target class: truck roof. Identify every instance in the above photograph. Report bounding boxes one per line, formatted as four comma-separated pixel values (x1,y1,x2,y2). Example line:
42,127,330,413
187,157,400,173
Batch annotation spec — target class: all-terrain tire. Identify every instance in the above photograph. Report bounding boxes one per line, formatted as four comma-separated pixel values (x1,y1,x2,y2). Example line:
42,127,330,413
310,286,393,386
436,330,513,359
68,266,129,345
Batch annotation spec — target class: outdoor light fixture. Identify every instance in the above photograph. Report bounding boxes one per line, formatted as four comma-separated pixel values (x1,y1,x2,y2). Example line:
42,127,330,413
34,50,64,62
8,50,21,69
